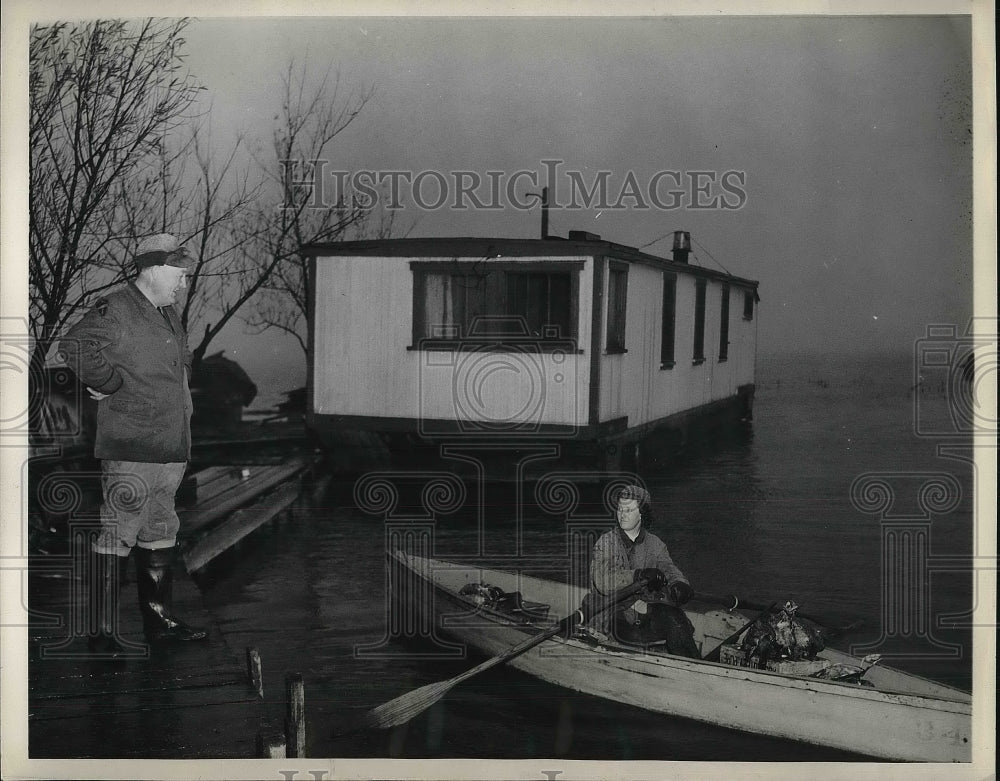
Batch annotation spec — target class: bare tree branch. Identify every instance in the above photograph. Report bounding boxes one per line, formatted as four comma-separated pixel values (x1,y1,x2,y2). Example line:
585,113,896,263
113,121,270,368
31,25,400,418
242,59,400,358
29,18,203,374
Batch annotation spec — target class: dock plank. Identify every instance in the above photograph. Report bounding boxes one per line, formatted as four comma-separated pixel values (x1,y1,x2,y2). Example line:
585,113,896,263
178,458,309,534
28,559,261,758
178,465,243,507
29,692,259,759
183,481,302,572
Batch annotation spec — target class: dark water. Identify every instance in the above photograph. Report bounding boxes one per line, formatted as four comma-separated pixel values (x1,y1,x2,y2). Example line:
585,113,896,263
199,351,974,760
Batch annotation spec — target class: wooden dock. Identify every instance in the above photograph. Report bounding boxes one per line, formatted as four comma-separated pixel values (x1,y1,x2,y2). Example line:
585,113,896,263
28,556,260,758
27,452,320,759
179,458,312,572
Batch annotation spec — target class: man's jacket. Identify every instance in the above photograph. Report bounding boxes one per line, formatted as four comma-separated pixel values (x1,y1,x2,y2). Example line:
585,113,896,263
60,283,193,463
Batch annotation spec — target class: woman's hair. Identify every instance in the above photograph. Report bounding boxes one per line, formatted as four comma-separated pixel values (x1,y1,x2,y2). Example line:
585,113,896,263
617,483,656,528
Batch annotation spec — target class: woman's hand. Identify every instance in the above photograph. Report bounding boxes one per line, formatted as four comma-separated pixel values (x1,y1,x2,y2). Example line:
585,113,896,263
634,568,666,589
668,580,695,605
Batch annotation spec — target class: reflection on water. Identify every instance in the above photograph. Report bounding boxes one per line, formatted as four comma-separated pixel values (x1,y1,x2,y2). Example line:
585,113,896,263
199,352,974,760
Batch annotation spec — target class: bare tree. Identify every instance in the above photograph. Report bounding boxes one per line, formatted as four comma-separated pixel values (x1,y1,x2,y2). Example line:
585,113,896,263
30,23,397,422
29,19,203,379
243,61,397,356
115,125,269,369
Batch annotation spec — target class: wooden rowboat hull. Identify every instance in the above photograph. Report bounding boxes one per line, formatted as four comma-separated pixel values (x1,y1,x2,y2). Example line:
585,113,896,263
389,551,972,762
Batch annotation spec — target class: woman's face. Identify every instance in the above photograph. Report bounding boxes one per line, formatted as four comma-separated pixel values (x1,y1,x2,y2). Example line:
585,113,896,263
616,498,642,534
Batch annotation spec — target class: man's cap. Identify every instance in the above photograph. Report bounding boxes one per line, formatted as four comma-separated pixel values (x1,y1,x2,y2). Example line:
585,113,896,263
135,233,192,270
617,484,651,506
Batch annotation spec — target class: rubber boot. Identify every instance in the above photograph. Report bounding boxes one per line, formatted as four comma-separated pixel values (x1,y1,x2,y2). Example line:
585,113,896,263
87,551,142,659
134,547,207,643
649,604,702,658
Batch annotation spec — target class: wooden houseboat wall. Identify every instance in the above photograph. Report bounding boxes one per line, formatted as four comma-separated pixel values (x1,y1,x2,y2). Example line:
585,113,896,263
308,251,594,432
304,236,758,468
599,258,757,430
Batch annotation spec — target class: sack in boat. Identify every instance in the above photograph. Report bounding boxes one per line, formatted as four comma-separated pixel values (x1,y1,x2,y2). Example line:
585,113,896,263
459,582,505,607
459,582,550,621
742,600,825,665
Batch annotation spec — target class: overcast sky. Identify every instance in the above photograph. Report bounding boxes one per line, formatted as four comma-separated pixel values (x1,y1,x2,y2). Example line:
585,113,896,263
171,14,974,399
6,11,976,405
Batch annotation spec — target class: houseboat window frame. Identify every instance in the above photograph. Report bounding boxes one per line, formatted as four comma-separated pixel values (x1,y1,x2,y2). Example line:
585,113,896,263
693,278,707,365
743,289,755,321
605,261,629,355
660,271,677,369
408,259,583,353
719,282,730,362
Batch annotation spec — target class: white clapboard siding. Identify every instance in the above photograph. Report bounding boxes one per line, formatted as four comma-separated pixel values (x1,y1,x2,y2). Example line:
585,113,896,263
730,287,758,386
313,256,415,418
598,266,755,427
313,254,594,427
311,242,755,435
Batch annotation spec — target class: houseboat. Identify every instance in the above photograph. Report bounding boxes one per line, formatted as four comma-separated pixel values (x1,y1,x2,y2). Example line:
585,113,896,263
303,230,758,475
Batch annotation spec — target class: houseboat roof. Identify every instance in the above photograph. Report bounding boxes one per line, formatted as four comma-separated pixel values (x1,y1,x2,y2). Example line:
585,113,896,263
302,236,759,290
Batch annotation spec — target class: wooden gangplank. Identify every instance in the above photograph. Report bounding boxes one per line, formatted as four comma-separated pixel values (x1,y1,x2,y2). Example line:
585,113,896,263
178,456,315,571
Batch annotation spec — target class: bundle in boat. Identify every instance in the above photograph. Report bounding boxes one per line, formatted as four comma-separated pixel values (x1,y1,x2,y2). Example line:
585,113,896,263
459,582,551,623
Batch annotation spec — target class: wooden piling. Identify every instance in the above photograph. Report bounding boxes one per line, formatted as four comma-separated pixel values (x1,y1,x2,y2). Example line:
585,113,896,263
285,672,306,758
255,730,286,758
246,646,263,699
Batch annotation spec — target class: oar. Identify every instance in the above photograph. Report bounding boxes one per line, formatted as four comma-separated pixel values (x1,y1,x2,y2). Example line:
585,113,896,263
694,591,862,634
355,579,650,731
702,602,776,662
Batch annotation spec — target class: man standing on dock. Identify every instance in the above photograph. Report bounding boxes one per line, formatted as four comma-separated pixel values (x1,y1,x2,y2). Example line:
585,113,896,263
60,233,207,658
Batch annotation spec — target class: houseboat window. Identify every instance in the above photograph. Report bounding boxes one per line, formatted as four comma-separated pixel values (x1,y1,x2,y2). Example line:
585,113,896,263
660,273,676,368
693,278,706,364
411,261,580,348
506,272,572,338
719,283,730,362
743,290,755,320
606,263,628,354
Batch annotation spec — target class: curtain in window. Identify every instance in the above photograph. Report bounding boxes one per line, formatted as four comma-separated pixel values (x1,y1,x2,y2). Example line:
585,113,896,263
424,273,453,337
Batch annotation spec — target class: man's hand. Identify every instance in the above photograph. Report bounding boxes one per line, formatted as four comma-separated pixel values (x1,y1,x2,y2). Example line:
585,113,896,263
86,386,109,401
668,580,695,605
634,568,666,590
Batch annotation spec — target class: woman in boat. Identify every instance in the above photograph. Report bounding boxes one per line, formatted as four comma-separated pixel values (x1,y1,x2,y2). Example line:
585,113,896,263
588,484,700,657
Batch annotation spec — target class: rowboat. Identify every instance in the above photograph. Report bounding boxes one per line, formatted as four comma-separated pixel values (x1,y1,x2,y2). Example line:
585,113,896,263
388,550,972,762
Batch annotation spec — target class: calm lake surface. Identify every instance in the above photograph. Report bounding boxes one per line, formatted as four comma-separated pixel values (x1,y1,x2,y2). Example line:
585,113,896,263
198,351,975,761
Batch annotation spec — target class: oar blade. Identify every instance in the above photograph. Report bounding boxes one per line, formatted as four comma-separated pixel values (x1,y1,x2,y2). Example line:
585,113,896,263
357,629,560,731
351,580,646,733
359,678,458,731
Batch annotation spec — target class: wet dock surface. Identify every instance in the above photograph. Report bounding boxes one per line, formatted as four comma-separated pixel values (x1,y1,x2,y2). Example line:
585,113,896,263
28,555,260,759
25,434,319,760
